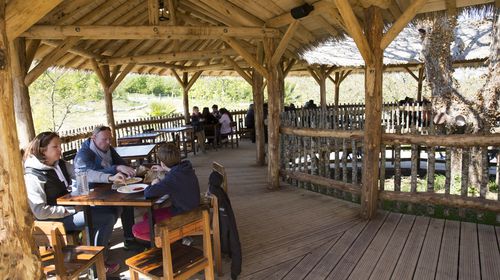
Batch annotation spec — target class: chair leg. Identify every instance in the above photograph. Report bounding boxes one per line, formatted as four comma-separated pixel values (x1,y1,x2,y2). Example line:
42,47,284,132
205,264,215,280
129,268,139,280
95,254,106,279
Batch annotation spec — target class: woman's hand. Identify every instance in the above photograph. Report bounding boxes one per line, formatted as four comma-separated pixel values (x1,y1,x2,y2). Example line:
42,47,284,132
151,178,160,185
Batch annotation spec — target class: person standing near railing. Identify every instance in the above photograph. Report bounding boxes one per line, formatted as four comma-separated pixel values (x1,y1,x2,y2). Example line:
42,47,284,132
191,106,206,153
75,125,145,252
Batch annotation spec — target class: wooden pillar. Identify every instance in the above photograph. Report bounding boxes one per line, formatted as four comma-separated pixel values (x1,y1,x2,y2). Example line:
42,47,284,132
0,2,42,277
103,86,116,138
319,71,327,110
361,7,384,219
10,37,35,147
252,43,266,165
264,38,283,189
182,72,189,123
417,66,424,102
334,72,341,107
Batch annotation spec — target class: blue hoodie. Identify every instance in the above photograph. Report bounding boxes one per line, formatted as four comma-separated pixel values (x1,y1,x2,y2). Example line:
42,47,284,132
144,160,200,215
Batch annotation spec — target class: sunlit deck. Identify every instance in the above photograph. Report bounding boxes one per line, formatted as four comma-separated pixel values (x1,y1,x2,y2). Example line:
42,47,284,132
108,141,500,280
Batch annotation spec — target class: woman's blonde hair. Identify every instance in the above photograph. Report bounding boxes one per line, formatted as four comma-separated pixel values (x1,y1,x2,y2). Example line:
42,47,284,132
23,132,60,163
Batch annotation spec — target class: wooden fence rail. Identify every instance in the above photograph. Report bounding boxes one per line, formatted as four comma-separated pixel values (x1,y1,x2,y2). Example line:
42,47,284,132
280,109,500,215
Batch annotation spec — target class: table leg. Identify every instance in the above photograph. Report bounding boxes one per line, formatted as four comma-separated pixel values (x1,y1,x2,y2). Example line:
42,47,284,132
147,207,155,247
83,206,93,246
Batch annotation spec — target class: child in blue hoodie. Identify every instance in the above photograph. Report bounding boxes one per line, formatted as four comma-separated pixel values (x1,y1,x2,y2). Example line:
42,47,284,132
132,142,200,241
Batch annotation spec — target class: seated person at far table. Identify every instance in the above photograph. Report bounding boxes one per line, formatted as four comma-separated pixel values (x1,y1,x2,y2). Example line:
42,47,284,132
75,125,144,251
132,142,201,241
23,132,123,275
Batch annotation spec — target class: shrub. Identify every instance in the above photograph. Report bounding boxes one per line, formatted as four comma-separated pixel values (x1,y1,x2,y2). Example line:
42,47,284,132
149,102,176,117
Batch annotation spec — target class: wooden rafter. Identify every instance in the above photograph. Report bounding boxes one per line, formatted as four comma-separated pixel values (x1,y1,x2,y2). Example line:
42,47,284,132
224,37,269,79
380,0,428,50
22,25,280,40
101,49,241,65
24,37,80,86
42,39,102,59
334,0,373,65
5,0,63,39
200,0,263,26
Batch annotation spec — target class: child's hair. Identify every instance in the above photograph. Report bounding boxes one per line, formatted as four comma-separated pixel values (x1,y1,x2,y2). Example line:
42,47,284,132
156,142,181,167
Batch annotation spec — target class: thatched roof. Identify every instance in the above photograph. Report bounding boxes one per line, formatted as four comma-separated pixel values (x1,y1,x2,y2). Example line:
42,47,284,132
23,0,496,78
302,11,493,67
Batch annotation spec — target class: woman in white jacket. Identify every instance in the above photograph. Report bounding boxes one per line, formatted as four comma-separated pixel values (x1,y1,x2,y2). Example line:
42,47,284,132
23,132,122,274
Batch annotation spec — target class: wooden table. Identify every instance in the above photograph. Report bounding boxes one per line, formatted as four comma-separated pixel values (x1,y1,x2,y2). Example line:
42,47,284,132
57,184,170,246
155,126,195,158
118,132,161,145
114,143,157,162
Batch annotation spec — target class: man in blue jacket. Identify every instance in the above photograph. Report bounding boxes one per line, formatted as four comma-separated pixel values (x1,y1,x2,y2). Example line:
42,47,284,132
75,125,143,251
132,142,200,241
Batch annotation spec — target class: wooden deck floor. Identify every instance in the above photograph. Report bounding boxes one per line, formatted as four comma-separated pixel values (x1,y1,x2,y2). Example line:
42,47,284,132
109,141,500,280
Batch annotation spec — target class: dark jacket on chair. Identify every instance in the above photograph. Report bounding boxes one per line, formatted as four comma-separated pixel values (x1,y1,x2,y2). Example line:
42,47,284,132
209,171,242,279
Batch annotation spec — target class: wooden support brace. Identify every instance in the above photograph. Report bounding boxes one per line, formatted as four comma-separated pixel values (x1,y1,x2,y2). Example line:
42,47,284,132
185,70,203,92
25,39,40,69
90,58,109,87
271,20,298,66
24,36,80,86
334,0,373,65
109,63,134,93
224,37,269,79
403,66,419,81
223,55,252,85
307,67,320,84
380,0,428,50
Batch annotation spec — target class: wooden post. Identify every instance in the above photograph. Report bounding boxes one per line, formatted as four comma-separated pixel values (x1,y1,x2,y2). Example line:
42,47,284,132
10,37,35,147
361,6,384,219
253,43,265,165
182,72,189,123
103,86,116,139
417,66,424,102
319,67,327,110
334,71,340,107
264,37,283,189
0,1,42,277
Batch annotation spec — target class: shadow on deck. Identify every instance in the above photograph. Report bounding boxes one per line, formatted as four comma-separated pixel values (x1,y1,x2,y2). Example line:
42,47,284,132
107,140,500,280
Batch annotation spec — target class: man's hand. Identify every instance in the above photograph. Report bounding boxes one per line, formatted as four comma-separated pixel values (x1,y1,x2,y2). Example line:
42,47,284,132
116,165,136,177
151,178,160,185
109,172,127,183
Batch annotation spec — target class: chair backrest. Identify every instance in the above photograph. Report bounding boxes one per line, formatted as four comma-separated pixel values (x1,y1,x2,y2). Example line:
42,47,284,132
212,161,228,193
62,149,77,163
154,207,214,280
33,221,68,277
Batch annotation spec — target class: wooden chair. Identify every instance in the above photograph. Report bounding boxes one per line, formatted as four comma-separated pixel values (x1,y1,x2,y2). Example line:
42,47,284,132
125,207,214,280
237,117,254,140
221,122,238,149
33,221,106,280
204,123,220,150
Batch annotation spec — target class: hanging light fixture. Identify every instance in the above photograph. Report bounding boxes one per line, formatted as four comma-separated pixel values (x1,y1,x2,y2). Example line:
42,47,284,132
158,0,170,21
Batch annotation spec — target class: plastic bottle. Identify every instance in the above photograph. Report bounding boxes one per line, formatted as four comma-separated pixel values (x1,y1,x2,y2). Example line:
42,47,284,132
74,157,89,195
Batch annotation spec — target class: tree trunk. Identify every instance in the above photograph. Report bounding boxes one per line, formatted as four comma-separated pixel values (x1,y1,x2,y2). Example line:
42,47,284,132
0,2,42,278
11,37,35,147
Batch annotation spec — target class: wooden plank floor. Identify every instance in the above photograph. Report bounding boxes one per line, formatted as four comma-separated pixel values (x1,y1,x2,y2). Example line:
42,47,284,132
107,141,500,280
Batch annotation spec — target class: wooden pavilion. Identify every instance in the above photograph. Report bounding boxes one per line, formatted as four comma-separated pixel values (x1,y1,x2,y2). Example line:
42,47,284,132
0,0,499,278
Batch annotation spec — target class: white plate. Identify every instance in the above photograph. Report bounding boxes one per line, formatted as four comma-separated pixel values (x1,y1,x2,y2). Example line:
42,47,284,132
117,183,148,194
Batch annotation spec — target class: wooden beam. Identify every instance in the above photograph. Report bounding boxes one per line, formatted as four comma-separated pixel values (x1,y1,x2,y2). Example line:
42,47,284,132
171,68,185,87
24,36,80,86
403,66,419,80
224,37,269,79
340,69,351,82
148,0,159,25
334,0,373,65
271,20,298,66
200,0,263,26
22,25,281,40
90,58,109,87
223,55,252,84
5,0,63,39
283,59,296,77
307,67,320,84
380,0,428,50
101,49,240,65
109,63,134,93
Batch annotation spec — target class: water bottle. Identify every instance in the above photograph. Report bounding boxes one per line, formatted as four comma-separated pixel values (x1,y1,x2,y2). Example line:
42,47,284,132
74,157,89,195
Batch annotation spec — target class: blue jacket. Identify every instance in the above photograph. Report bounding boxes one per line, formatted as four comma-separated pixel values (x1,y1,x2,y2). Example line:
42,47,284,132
75,138,126,175
144,160,200,215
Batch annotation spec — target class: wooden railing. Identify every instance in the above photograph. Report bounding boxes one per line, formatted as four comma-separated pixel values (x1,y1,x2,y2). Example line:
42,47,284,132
60,110,247,152
280,109,500,218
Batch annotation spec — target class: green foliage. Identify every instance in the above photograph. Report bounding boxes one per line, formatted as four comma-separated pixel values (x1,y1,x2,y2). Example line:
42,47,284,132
120,75,181,97
488,181,498,192
149,101,176,117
